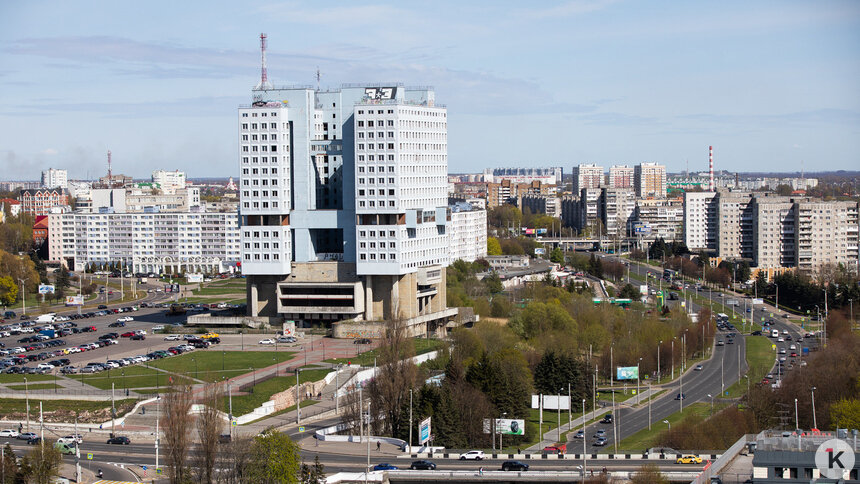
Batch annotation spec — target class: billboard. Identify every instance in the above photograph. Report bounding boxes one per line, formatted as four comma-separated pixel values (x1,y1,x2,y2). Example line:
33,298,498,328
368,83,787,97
524,228,535,235
419,417,431,445
534,248,546,255
632,222,652,236
536,228,548,235
531,394,570,410
495,419,525,436
186,273,203,283
616,366,639,380
38,285,55,294
65,295,84,306
752,298,764,305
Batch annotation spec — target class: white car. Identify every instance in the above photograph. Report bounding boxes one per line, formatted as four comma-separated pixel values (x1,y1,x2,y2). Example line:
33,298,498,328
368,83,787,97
117,316,134,322
164,334,181,341
459,450,484,461
259,338,276,345
37,363,55,370
135,330,147,335
777,337,784,342
152,325,165,331
0,429,19,438
178,344,195,352
789,344,797,350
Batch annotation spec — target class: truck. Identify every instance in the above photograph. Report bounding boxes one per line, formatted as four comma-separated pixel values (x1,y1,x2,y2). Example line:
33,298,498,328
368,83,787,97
39,329,56,339
138,277,148,285
35,313,56,323
166,304,187,316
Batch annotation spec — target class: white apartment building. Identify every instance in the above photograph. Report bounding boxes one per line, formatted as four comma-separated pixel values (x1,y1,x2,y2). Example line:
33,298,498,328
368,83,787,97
572,163,604,194
608,165,634,189
449,203,487,263
49,212,240,273
239,77,455,332
634,162,667,198
684,192,718,251
41,168,68,189
152,170,187,191
600,188,635,238
630,198,683,241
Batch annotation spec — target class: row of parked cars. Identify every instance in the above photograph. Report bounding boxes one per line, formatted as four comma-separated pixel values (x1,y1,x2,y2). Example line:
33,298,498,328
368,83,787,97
372,456,529,472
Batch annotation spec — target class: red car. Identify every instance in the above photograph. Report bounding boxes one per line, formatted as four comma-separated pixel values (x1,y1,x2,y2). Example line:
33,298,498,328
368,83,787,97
121,331,136,338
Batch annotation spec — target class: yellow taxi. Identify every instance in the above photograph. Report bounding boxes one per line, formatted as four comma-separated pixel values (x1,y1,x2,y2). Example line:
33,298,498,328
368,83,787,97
676,455,703,464
201,332,220,339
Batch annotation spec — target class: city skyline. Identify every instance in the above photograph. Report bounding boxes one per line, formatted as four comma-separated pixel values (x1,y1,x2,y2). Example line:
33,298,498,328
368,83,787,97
2,1,859,180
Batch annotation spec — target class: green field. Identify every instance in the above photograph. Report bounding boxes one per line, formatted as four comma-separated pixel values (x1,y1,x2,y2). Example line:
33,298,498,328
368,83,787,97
297,366,332,385
617,402,714,451
225,376,299,416
191,286,246,296
75,365,194,390
725,335,774,398
324,338,444,366
6,383,61,391
0,374,58,384
148,351,297,382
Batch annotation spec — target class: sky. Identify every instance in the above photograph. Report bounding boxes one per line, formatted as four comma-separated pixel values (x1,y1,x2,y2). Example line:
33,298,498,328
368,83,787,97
1,0,859,180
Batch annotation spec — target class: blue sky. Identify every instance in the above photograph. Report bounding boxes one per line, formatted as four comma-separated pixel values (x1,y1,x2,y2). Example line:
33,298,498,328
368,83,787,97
1,0,859,180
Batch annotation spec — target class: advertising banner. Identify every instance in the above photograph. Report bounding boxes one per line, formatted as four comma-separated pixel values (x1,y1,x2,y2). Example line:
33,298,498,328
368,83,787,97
534,248,546,255
38,285,55,294
616,366,639,380
419,417,431,444
495,418,525,435
186,273,203,283
65,295,84,306
531,394,570,410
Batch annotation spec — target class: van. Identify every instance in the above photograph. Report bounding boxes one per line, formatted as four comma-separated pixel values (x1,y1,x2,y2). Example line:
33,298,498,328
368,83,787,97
3,311,15,319
771,329,779,338
54,441,76,455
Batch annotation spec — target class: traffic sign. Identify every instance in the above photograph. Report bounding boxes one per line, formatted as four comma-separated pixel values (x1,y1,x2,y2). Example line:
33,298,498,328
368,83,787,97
298,426,305,433
87,453,93,460
772,345,776,350
232,420,237,426
156,468,162,475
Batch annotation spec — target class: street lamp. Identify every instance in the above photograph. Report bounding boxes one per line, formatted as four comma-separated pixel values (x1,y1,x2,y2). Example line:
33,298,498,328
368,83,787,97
663,419,670,430
657,341,662,384
811,386,818,430
707,394,713,413
296,368,302,424
500,412,507,450
637,357,642,404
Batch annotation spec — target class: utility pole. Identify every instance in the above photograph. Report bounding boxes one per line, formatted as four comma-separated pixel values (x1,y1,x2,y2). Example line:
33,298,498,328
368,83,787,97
409,389,413,453
365,401,371,484
296,368,301,424
156,394,160,474
111,382,116,437
582,398,587,478
611,386,617,455
25,377,29,432
39,402,43,450
75,416,81,483
335,366,340,414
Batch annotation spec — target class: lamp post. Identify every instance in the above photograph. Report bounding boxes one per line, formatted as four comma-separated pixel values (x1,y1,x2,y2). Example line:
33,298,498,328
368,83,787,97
657,341,662,383
707,394,713,413
18,278,28,317
811,386,817,430
24,377,29,432
296,368,302,425
671,339,675,380
663,419,670,430
636,358,642,405
500,412,507,451
794,398,799,431
582,398,587,478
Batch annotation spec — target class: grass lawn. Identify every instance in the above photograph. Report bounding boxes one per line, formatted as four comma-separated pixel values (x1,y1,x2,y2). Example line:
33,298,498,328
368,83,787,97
0,374,58,384
148,351,296,382
324,338,444,366
192,287,246,296
617,402,714,452
724,335,773,398
297,367,332,384
6,383,61,391
225,376,300,416
75,365,194,390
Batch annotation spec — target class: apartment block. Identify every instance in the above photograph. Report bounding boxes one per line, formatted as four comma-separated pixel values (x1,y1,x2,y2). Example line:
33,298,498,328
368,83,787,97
629,198,684,241
634,162,667,198
486,179,554,208
49,212,240,273
152,170,187,191
41,168,68,190
600,188,635,238
572,163,604,194
794,200,858,272
520,194,561,218
240,80,456,332
449,202,487,263
608,165,634,189
683,192,718,251
717,192,754,260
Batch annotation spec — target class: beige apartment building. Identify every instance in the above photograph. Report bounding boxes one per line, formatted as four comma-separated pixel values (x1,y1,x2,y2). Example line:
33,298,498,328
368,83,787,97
634,162,667,198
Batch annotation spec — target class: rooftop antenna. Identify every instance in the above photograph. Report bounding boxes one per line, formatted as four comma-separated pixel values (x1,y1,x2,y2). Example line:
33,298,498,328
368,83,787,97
256,33,273,90
315,66,321,92
107,150,112,184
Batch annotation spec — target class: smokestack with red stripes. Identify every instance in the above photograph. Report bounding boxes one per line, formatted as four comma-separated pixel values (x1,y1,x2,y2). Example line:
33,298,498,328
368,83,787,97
709,145,714,191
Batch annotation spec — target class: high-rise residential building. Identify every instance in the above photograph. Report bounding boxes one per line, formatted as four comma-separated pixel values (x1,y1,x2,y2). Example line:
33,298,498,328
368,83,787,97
608,165,634,189
683,192,718,251
600,188,635,238
239,79,456,332
751,196,797,270
49,212,240,272
152,170,187,191
793,199,858,273
41,168,68,189
630,198,684,240
18,188,69,216
449,202,487,263
520,195,561,218
716,192,754,261
572,163,604,194
485,179,554,208
634,162,667,198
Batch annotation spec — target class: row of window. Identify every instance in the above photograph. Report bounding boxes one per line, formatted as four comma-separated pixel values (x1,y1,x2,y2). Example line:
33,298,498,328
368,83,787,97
242,167,280,175
241,122,279,130
241,145,279,152
241,112,279,117
242,156,283,164
241,133,278,141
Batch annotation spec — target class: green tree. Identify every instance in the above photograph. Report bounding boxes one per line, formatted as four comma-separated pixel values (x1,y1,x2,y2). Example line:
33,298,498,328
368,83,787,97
483,273,504,295
549,247,564,264
19,443,62,484
618,283,641,300
300,455,326,484
775,184,793,196
533,351,592,405
247,429,301,484
487,237,502,256
1,443,19,484
830,399,860,431
0,276,18,306
737,261,751,284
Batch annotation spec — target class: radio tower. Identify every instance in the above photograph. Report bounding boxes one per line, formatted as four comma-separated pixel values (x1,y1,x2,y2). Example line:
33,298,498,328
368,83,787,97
708,145,714,191
256,33,273,90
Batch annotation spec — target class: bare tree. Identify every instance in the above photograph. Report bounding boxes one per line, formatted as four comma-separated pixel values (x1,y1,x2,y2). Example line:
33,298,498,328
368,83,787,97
339,383,363,436
367,316,420,437
19,443,61,484
161,383,194,484
195,382,225,484
215,435,254,484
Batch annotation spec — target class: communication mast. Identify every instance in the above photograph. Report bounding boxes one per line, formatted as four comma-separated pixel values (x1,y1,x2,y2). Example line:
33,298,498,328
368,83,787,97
256,33,273,90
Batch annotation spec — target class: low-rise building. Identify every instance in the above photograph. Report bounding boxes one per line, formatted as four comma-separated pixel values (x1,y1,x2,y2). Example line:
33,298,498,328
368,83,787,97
18,188,69,216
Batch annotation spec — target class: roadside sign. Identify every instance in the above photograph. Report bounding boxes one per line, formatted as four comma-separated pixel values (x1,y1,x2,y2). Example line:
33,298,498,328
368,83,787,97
232,420,237,426
772,345,776,350
87,453,93,460
156,469,162,475
142,465,147,471
298,426,305,433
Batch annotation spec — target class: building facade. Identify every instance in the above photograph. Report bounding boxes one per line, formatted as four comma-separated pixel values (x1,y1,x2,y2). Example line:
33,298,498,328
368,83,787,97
41,168,68,190
485,179,554,208
572,163,604,194
239,81,457,332
49,212,240,273
608,165,634,189
18,188,69,216
634,162,667,198
520,194,561,218
151,170,187,191
449,202,487,263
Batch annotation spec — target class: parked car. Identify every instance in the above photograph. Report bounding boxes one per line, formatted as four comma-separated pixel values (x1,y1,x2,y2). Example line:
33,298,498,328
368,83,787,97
259,338,275,345
372,463,398,471
130,334,146,341
0,429,19,438
409,460,436,470
460,450,484,460
164,335,181,341
676,454,703,464
600,414,613,424
106,436,131,445
501,460,529,471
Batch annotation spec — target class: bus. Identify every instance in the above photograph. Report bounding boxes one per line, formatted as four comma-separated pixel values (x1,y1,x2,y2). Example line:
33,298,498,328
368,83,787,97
663,268,677,281
716,313,729,324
